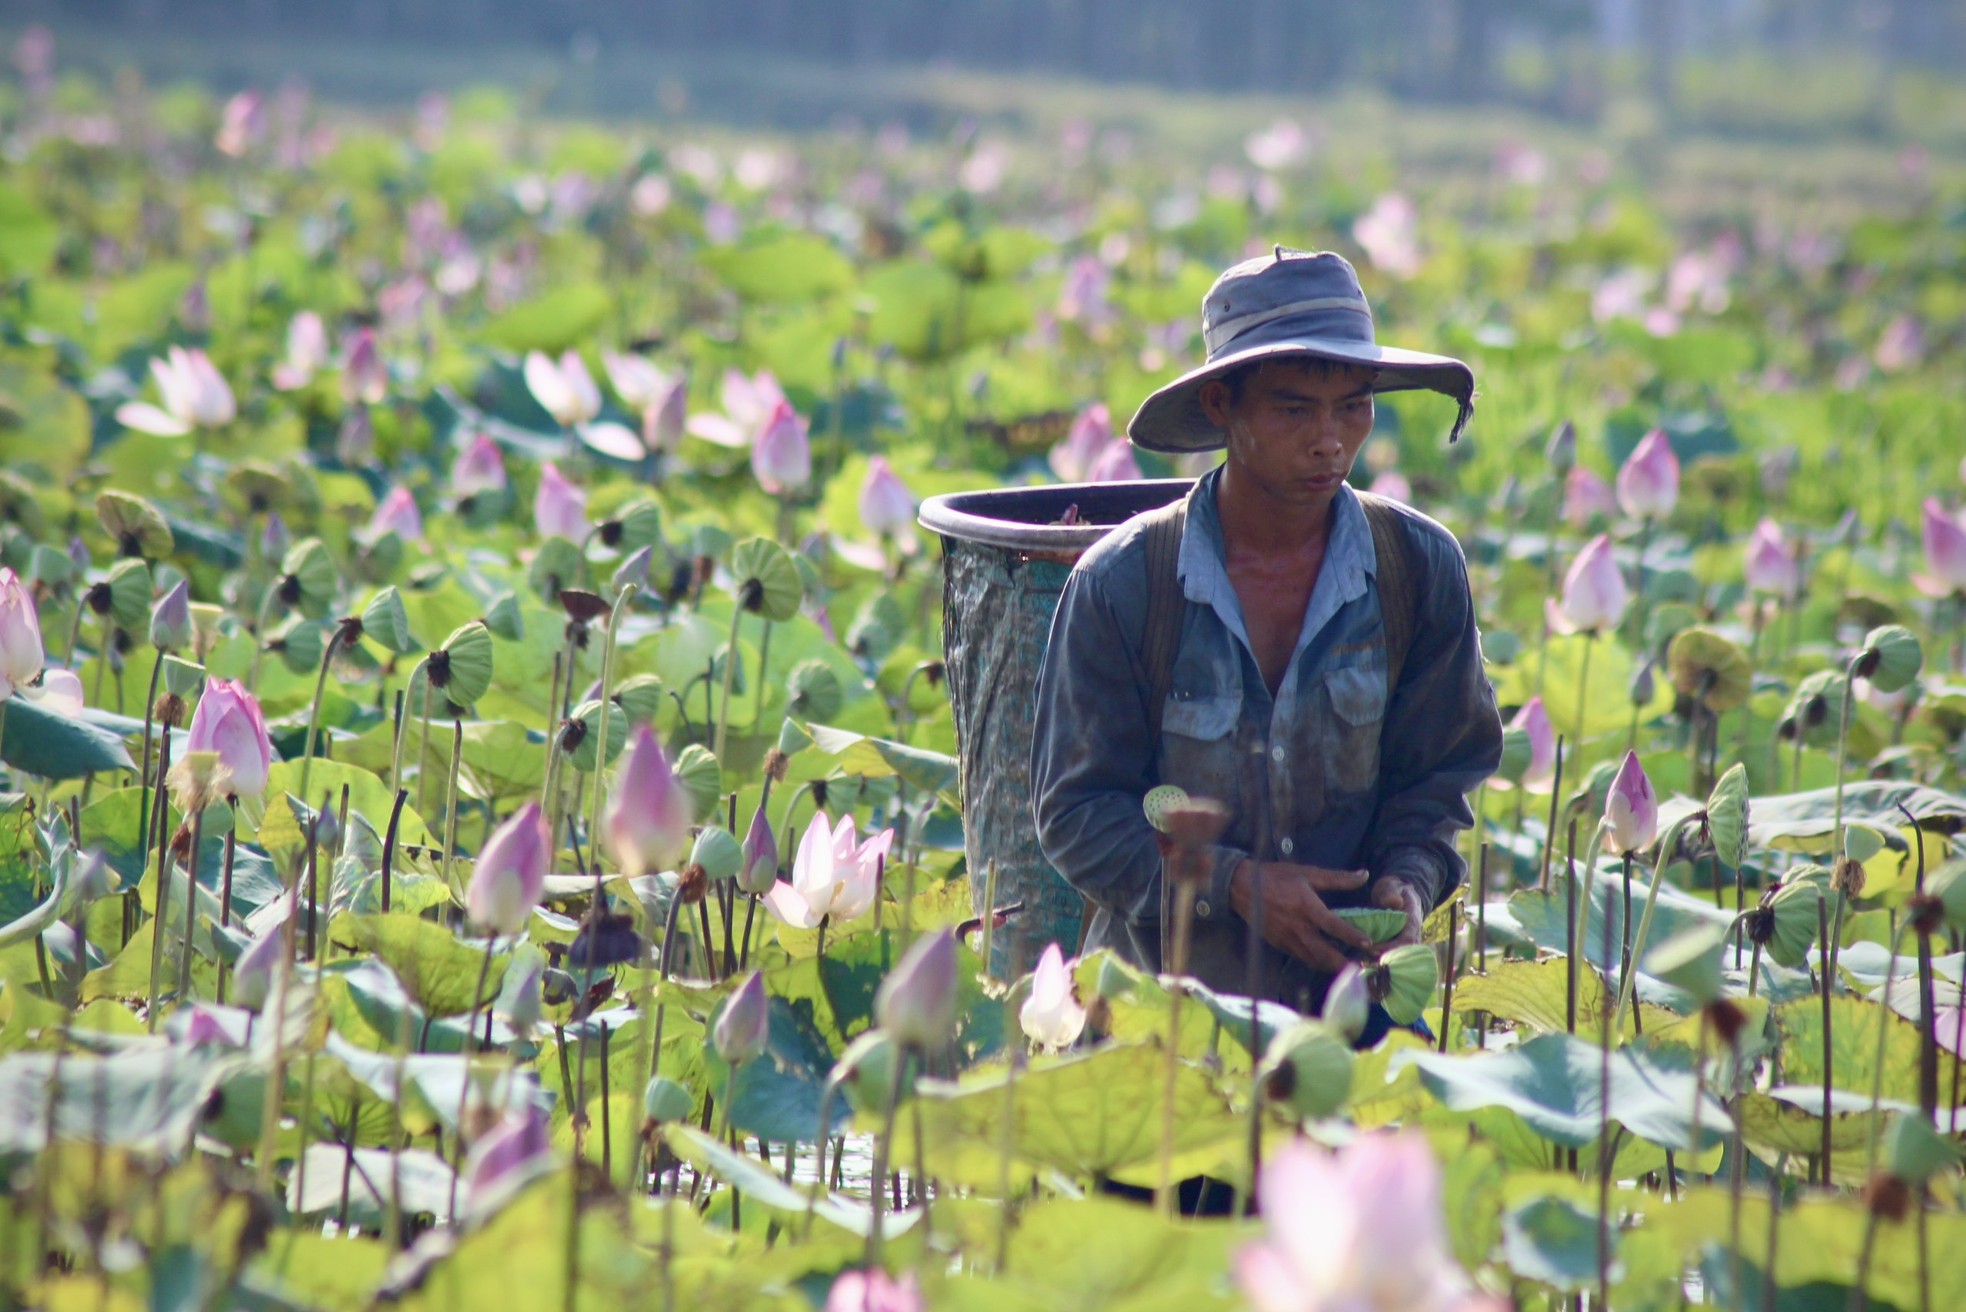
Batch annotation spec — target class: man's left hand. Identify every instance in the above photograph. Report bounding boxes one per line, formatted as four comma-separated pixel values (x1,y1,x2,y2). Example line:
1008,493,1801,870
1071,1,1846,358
1371,876,1427,949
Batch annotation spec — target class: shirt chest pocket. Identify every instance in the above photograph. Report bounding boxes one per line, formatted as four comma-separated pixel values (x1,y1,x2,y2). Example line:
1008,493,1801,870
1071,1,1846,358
1158,693,1240,796
1323,665,1386,796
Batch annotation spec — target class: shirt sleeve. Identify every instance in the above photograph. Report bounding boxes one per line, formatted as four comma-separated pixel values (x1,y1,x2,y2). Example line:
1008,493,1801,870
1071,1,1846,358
1365,527,1504,911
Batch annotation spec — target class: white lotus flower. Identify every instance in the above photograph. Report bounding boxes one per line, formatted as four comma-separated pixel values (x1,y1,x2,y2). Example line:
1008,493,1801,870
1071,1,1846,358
523,349,602,428
1018,943,1086,1050
116,346,236,436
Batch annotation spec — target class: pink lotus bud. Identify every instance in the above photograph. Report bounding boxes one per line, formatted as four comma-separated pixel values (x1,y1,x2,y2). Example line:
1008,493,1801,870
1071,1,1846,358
466,802,550,935
0,567,46,700
1547,534,1629,635
366,486,424,544
1743,518,1799,597
1563,467,1617,528
1056,255,1110,326
230,915,286,1011
1321,962,1370,1043
824,1269,923,1312
1509,696,1557,793
273,310,328,390
712,971,771,1065
215,89,265,157
451,432,507,498
874,928,958,1048
603,727,694,877
150,578,192,652
533,461,588,542
751,400,812,494
261,511,290,563
1049,404,1112,482
1086,440,1143,483
1602,750,1658,855
184,678,273,797
859,457,916,538
1913,499,1966,599
1616,428,1679,520
645,377,689,455
736,802,778,896
340,328,387,405
1018,942,1086,1050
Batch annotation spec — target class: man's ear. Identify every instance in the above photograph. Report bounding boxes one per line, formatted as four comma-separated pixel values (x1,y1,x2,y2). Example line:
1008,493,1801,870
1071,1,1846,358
1196,378,1232,428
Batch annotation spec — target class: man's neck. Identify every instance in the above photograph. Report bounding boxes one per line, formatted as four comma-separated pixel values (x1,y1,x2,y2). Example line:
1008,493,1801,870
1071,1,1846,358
1216,462,1337,558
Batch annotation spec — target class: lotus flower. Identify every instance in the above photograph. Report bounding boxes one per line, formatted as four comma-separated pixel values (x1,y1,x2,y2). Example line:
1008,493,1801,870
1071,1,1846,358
751,400,812,494
340,328,387,405
1743,518,1799,597
1913,499,1966,599
214,89,265,157
686,368,786,448
523,350,601,428
824,1269,922,1312
1509,695,1557,793
150,579,192,652
0,568,45,699
1353,193,1422,279
603,727,694,878
27,668,84,717
272,310,328,390
859,458,916,538
451,431,508,498
875,928,958,1047
1018,942,1086,1050
1563,467,1617,527
1086,440,1144,483
1056,256,1110,326
1602,750,1658,856
1616,428,1679,520
644,376,689,455
467,802,550,935
1546,534,1629,635
713,971,771,1065
1237,1134,1492,1312
761,812,888,929
533,461,589,542
365,487,424,544
1049,403,1115,482
600,350,670,411
184,678,273,797
464,1103,552,1205
116,346,236,436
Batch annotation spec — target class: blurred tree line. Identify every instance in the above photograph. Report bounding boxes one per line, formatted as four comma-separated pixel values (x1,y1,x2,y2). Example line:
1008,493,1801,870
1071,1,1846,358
35,0,1966,100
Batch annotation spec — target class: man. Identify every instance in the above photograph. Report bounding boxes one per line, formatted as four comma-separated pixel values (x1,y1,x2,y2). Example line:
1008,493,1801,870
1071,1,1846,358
1031,247,1502,1018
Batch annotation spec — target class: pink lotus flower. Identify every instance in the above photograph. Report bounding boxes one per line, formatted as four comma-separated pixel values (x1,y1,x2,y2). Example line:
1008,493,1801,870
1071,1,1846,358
185,678,273,797
25,667,84,717
1546,534,1629,635
533,461,588,542
116,346,236,436
1018,942,1086,1050
1616,428,1679,519
365,487,424,544
1086,441,1143,483
340,328,387,405
751,399,812,494
1353,193,1423,279
1602,749,1658,856
467,802,550,935
600,350,671,411
762,812,888,929
0,568,45,700
1508,695,1557,794
875,928,958,1047
686,368,786,448
1563,467,1617,527
272,311,328,390
603,727,694,878
522,350,601,428
214,89,265,157
1049,403,1113,482
1369,470,1412,504
859,458,916,538
1238,1133,1485,1312
824,1269,922,1312
1913,499,1966,599
451,432,507,498
712,971,771,1065
1743,518,1799,597
1056,256,1110,326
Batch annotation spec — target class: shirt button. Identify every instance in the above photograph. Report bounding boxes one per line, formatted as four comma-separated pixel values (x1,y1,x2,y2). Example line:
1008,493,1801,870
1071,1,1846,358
1195,899,1211,918
1270,745,1286,763
1280,837,1295,856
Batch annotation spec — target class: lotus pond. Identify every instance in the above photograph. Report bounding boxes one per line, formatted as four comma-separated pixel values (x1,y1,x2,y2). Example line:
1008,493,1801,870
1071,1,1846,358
1,39,1965,1312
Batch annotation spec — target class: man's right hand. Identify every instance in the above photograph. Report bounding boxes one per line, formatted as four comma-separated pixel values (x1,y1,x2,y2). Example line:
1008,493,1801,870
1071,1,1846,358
1225,860,1376,973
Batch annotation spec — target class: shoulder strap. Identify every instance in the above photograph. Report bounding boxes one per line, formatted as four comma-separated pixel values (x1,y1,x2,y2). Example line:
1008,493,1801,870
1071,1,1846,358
1139,499,1190,754
1356,492,1420,695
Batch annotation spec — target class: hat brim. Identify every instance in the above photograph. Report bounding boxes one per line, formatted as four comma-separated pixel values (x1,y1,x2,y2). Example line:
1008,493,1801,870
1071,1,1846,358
1126,337,1476,454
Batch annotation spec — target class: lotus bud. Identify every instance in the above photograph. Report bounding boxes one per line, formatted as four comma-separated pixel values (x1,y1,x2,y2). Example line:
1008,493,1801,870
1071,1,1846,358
859,457,916,538
452,431,508,499
1563,467,1616,527
1544,420,1576,473
1913,498,1966,599
737,802,778,895
1616,427,1679,520
497,955,543,1035
713,971,771,1066
465,802,550,935
0,567,46,699
534,461,589,543
824,1270,922,1312
1368,944,1438,1026
751,400,812,495
231,918,285,1011
183,678,273,798
1628,658,1655,707
1018,942,1087,1051
1509,696,1557,793
875,928,959,1048
611,545,654,595
690,826,743,883
1601,750,1658,856
149,578,192,652
1743,519,1799,597
260,511,289,563
604,727,694,877
1321,962,1371,1044
1547,534,1629,634
1259,1019,1355,1119
366,486,424,544
643,1075,693,1124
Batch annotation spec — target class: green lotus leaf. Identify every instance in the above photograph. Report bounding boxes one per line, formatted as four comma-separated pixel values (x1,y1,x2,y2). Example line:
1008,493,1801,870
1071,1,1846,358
1705,762,1750,867
643,1075,693,1124
0,471,47,537
785,659,842,722
436,620,495,707
96,490,174,559
1667,626,1751,713
1643,922,1727,1004
280,538,338,617
727,537,802,622
1859,624,1922,694
565,698,628,773
360,586,421,655
1334,907,1410,944
527,536,584,601
1259,1018,1354,1120
612,673,664,728
1373,943,1438,1025
689,826,742,882
1142,784,1190,832
1928,861,1966,931
483,590,525,641
673,744,721,823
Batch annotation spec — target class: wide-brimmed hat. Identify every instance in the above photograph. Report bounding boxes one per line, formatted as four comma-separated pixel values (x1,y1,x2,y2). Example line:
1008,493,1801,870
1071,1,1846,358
1127,246,1475,454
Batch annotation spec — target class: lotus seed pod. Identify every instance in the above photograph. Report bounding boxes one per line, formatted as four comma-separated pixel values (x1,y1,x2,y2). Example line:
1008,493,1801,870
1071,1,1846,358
691,826,743,883
1842,823,1887,865
1858,625,1922,694
1704,763,1750,868
643,1076,693,1124
361,585,420,654
484,590,526,641
1333,907,1409,945
435,620,495,706
1142,784,1190,832
1371,944,1439,1026
1259,1019,1355,1120
103,558,152,630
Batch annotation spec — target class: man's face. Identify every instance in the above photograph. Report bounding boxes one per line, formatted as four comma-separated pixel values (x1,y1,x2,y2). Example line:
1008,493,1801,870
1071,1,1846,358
1198,359,1377,511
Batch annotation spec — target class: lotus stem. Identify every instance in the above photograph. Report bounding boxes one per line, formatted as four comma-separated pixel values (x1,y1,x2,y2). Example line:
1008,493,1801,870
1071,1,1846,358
296,623,347,804
585,585,633,873
1597,900,1615,1312
1863,917,1910,1176
1533,492,1561,698
911,1076,932,1248
1764,1153,1785,1312
255,818,309,1192
146,793,176,1032
802,1074,841,1238
135,650,165,860
414,672,435,823
1440,898,1459,1053
1536,736,1566,891
1613,814,1698,1029
380,787,408,913
1820,892,1834,1183
441,721,464,897
1824,653,1861,984
712,599,744,762
748,619,773,730
995,1042,1018,1271
864,1040,909,1268
174,806,203,1006
1573,629,1596,749
1565,817,1579,1037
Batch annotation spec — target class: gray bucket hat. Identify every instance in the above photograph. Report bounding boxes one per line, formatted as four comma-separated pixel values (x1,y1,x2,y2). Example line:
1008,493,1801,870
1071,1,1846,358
1127,246,1475,454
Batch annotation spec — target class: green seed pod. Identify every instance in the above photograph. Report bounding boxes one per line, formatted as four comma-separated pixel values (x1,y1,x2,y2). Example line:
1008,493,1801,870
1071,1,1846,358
1705,763,1750,868
672,745,721,823
1259,1019,1355,1120
612,673,664,728
690,826,743,883
483,590,526,641
436,621,495,707
162,655,205,698
1371,944,1439,1025
1142,785,1190,832
103,558,152,630
527,537,584,602
96,490,174,559
1667,627,1752,714
643,1075,693,1124
1858,625,1922,695
272,616,327,675
1644,923,1727,1006
1843,823,1887,865
1756,869,1836,969
360,585,421,655
565,699,628,773
28,544,71,588
611,499,665,553
1783,671,1846,750
786,659,843,722
727,537,802,622
280,538,338,618
1333,907,1409,945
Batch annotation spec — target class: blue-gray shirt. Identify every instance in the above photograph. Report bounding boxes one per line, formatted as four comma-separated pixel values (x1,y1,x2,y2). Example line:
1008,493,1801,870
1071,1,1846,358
1030,469,1502,1009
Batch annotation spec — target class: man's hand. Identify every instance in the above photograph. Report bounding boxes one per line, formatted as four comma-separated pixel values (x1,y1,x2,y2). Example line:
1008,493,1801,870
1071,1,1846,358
1372,875,1428,949
1226,860,1374,973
